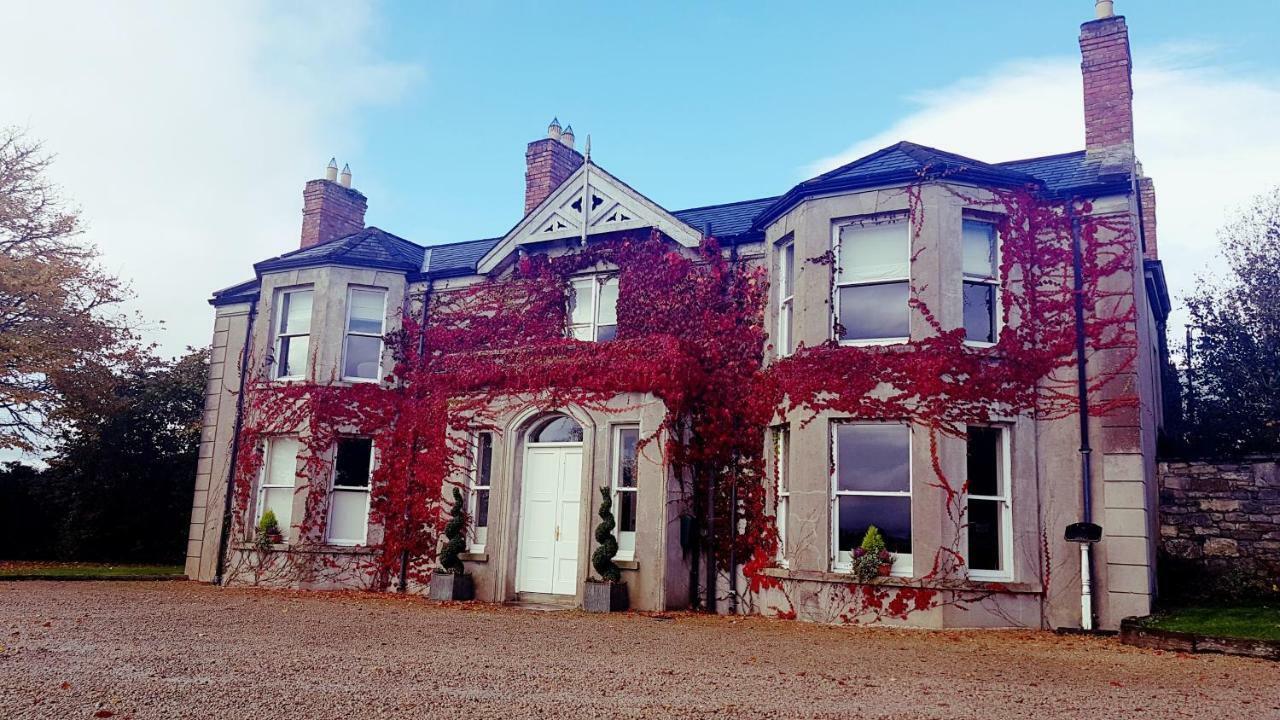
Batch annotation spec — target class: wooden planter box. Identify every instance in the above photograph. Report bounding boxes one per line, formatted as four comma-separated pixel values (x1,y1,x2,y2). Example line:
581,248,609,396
429,572,474,602
584,580,628,613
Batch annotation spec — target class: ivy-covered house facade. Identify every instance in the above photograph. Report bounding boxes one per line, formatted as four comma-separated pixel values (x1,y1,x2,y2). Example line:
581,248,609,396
186,3,1170,630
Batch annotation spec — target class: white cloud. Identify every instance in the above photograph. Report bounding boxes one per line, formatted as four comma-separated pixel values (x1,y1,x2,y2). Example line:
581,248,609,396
806,46,1280,334
0,1,419,357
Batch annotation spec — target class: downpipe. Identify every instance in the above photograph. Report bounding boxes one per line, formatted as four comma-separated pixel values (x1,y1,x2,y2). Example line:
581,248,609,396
1069,206,1097,631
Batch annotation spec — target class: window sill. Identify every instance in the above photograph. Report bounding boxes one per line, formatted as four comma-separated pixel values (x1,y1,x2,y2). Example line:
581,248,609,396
459,552,488,563
616,559,639,571
759,567,1041,594
234,542,378,556
838,338,909,347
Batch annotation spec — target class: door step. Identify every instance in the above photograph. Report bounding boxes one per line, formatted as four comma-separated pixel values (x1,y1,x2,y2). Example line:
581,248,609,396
510,592,576,611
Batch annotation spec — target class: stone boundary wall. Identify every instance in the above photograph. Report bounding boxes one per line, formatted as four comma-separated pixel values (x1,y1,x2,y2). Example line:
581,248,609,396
1158,460,1280,582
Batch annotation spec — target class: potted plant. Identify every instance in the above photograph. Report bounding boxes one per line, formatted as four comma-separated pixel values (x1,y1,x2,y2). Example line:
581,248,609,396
256,508,283,546
851,525,895,582
429,487,475,601
584,487,628,612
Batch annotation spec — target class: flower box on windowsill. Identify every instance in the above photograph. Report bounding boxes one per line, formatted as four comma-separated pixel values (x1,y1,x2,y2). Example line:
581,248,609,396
758,567,1043,594
233,542,378,556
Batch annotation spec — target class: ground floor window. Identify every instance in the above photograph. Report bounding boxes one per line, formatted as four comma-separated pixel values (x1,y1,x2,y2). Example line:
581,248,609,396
470,431,493,552
773,426,790,565
612,425,639,560
258,437,299,536
966,425,1012,579
327,438,372,545
832,422,912,575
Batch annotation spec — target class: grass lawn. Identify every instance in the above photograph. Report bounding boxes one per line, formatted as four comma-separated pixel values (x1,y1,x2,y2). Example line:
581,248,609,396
0,561,184,578
1141,603,1280,642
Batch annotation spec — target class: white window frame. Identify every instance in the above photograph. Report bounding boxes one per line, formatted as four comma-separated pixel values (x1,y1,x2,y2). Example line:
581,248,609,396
341,286,388,383
831,216,912,346
326,438,373,546
468,431,494,553
966,425,1014,581
255,436,299,540
273,287,314,380
962,218,1001,347
773,426,790,567
611,424,640,561
568,274,619,342
777,237,795,357
831,421,914,577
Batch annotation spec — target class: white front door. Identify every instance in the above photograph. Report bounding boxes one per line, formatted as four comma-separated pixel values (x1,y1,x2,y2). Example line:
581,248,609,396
517,445,582,595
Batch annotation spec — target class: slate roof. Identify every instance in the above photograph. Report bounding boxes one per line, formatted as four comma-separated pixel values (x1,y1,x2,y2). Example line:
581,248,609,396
212,141,1135,306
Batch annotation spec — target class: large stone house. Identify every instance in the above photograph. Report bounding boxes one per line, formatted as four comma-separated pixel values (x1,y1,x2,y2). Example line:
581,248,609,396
186,2,1170,630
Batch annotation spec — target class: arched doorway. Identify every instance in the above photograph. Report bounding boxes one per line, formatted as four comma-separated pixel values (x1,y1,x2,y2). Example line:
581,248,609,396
516,414,584,596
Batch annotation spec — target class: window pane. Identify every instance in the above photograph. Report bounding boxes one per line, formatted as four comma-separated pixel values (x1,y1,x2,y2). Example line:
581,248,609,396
262,486,294,530
618,529,636,558
962,220,997,278
779,302,792,355
618,427,639,488
347,289,385,335
838,221,907,283
781,242,795,297
475,488,490,528
570,324,593,341
595,324,618,342
838,282,909,340
836,424,910,493
278,335,309,378
266,438,299,487
343,334,382,379
570,279,594,325
618,490,637,533
334,438,372,488
838,495,911,555
963,282,996,343
966,426,1002,497
597,278,618,326
474,524,488,548
476,433,493,486
328,490,368,542
281,290,312,334
531,416,583,443
968,498,1001,571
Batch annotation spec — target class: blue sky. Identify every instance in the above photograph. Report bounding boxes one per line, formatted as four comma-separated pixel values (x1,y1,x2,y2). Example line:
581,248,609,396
2,1,1278,355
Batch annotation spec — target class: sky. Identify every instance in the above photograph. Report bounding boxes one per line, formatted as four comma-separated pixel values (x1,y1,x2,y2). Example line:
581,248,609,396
1,0,1278,357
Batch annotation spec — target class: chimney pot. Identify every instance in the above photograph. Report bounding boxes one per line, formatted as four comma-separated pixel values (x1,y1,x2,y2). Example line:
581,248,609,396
325,157,338,182
339,163,352,188
560,124,575,148
1095,0,1114,18
547,117,562,141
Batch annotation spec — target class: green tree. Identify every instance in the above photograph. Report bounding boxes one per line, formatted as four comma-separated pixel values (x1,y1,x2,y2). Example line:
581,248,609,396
1183,187,1280,456
438,487,467,574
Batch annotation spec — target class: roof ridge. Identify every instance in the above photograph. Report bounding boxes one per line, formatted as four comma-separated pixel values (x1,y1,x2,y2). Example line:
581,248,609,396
803,142,907,185
672,195,781,214
996,149,1088,165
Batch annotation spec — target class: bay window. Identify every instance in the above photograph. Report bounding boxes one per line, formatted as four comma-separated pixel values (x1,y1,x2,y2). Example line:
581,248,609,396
343,287,387,381
327,438,372,545
966,425,1012,579
469,431,493,552
257,437,299,537
274,288,313,379
777,238,795,356
962,219,999,344
612,425,639,560
832,423,912,575
834,217,910,343
774,426,791,564
569,275,619,341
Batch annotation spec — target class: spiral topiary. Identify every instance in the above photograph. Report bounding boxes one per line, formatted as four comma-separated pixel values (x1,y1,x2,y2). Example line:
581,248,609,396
439,486,467,575
592,486,622,583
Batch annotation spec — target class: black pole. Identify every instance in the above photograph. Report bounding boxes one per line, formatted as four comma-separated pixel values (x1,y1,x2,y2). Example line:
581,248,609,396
214,298,258,586
1070,208,1096,629
704,470,717,614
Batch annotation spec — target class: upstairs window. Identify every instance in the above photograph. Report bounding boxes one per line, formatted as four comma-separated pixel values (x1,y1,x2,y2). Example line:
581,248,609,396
612,425,639,560
274,288,313,379
832,423,912,575
962,219,999,344
469,432,494,552
834,217,910,343
774,426,791,564
327,438,373,545
569,275,619,342
966,426,1012,579
777,238,795,356
257,437,299,538
343,288,387,381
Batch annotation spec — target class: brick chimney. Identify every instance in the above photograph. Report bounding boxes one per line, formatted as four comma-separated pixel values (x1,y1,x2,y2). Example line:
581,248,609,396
1079,1,1135,174
300,158,367,248
524,118,584,215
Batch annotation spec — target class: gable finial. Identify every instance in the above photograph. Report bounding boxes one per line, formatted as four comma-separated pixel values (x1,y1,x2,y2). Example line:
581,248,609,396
584,134,591,162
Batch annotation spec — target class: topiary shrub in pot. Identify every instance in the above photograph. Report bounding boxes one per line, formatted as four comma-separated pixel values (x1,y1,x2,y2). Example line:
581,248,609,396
429,487,475,601
851,525,895,583
584,486,628,612
256,508,283,547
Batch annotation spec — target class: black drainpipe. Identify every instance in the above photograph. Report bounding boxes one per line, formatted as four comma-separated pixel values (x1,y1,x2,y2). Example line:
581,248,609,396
214,297,258,586
398,277,432,592
1069,205,1096,628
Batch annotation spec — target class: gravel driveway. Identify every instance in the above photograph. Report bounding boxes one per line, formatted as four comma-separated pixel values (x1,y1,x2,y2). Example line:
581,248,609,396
1,581,1275,719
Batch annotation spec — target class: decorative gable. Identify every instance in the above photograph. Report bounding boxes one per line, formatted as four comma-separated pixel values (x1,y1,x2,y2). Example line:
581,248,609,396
478,161,703,274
